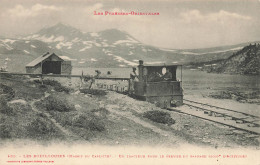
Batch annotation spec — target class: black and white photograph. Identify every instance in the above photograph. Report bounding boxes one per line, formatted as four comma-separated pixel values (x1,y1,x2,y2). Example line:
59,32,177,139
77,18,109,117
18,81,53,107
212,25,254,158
0,0,259,164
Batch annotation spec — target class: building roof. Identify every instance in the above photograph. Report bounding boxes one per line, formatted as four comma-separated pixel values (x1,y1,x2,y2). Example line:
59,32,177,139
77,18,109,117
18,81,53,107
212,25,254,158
26,52,63,67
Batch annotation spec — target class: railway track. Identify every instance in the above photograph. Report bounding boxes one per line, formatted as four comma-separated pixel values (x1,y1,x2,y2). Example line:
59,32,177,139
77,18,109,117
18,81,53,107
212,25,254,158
168,99,260,135
2,74,259,136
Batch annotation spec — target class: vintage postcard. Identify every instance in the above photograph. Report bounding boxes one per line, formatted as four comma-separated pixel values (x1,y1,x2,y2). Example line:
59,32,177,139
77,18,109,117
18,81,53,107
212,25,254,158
0,0,259,164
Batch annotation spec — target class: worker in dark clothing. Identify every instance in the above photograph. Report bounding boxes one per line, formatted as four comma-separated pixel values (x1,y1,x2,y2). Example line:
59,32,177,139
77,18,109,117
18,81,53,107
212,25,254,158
130,67,138,80
162,68,172,81
129,67,138,94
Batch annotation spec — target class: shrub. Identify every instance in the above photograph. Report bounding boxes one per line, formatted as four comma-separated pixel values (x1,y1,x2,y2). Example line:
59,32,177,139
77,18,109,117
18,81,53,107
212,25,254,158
39,84,47,89
91,108,110,118
0,124,12,139
0,83,15,101
79,89,106,96
143,110,175,125
26,116,60,140
0,96,14,115
72,113,106,132
39,95,75,112
44,80,70,93
35,79,70,93
54,85,70,93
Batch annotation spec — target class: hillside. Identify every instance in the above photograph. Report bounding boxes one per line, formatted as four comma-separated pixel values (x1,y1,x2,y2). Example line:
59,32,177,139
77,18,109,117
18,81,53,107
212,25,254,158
0,23,259,71
205,44,260,75
0,74,258,148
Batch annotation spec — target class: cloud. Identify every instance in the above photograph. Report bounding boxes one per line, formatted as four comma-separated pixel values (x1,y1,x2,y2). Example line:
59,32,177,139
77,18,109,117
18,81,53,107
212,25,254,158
180,9,252,24
7,4,63,18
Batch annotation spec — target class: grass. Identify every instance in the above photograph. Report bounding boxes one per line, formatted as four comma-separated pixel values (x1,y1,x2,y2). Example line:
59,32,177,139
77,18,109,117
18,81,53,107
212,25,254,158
0,98,63,140
72,112,106,131
0,75,109,141
35,94,108,137
0,96,14,115
36,95,76,112
49,108,109,132
0,123,13,139
0,83,15,101
91,108,110,118
34,79,70,93
142,110,175,125
79,88,107,96
43,79,70,93
45,110,108,140
26,115,64,140
1,76,45,101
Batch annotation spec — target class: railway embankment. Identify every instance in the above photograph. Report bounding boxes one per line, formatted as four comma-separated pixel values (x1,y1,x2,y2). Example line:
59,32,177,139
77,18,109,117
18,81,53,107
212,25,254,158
0,74,259,149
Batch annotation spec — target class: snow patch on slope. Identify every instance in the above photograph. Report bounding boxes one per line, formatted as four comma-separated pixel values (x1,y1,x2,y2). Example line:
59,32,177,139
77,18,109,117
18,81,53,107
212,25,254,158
2,39,16,44
90,58,97,62
90,33,99,37
79,46,92,52
159,48,176,52
113,36,138,45
114,56,138,66
59,56,77,61
56,42,73,49
24,50,30,54
0,43,13,50
180,47,244,55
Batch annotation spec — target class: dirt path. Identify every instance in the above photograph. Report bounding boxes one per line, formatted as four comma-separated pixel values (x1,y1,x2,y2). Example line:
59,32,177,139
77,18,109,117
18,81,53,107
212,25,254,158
105,103,176,139
95,92,187,145
29,98,82,141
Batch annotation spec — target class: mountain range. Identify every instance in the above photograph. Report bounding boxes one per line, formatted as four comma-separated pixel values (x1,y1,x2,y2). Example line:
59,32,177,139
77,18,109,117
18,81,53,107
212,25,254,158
0,23,259,72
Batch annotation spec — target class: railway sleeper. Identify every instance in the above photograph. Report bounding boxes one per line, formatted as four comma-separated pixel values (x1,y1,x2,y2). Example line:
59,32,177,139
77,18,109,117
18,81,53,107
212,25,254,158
235,120,245,124
208,111,213,116
213,113,224,117
224,116,233,120
232,117,238,120
247,123,259,127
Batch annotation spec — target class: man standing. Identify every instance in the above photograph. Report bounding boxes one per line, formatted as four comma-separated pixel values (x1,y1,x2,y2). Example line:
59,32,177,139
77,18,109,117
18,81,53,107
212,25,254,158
129,67,138,94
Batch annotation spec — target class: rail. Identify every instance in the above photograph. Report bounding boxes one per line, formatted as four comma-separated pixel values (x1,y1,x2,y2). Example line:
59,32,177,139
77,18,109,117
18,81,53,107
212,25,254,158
183,99,259,118
167,99,260,135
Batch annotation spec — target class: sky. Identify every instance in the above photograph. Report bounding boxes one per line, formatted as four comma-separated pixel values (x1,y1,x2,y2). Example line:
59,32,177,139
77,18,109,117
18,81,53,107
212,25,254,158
0,0,259,49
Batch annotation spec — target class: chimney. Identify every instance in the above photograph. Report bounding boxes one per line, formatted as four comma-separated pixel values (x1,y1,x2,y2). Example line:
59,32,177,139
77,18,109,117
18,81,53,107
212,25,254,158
138,60,144,82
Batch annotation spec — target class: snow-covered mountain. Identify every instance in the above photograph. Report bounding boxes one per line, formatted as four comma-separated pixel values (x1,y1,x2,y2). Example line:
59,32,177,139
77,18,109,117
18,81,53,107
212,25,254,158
2,23,189,69
0,23,259,72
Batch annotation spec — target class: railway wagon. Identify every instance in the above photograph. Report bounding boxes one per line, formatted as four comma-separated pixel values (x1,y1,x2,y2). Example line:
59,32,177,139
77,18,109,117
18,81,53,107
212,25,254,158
134,60,183,108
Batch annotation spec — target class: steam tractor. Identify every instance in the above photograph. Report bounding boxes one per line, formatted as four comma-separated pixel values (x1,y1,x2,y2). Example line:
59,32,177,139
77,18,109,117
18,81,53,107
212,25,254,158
133,60,183,108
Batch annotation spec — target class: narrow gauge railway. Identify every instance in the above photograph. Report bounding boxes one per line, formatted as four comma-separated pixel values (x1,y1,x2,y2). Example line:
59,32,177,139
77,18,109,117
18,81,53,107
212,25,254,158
1,59,259,136
183,99,259,119
168,99,260,135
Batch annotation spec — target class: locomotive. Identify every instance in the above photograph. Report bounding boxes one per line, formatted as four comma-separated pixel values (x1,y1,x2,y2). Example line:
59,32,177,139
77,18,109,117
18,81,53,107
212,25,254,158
133,60,183,108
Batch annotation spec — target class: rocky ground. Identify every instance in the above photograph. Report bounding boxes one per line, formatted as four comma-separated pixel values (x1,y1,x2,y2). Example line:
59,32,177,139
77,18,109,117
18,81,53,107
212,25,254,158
209,90,260,105
0,74,259,149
